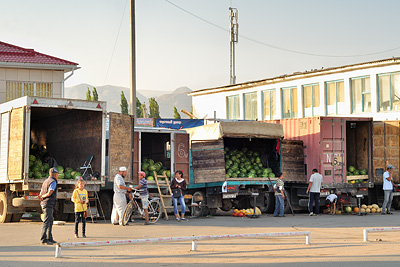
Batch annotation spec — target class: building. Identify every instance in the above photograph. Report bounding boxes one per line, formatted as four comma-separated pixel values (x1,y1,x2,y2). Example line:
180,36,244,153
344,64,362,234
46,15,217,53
189,57,400,122
0,41,78,103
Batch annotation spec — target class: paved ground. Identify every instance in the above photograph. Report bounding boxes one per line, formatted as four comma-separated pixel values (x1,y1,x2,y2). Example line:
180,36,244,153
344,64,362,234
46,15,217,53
1,211,400,266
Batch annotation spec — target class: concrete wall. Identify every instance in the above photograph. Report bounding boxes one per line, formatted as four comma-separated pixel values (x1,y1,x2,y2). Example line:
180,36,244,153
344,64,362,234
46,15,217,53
192,64,400,122
0,67,64,102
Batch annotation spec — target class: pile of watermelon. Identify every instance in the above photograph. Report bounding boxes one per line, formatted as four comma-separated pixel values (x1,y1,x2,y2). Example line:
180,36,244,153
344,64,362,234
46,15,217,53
224,147,276,178
347,166,368,183
28,155,50,179
141,158,170,181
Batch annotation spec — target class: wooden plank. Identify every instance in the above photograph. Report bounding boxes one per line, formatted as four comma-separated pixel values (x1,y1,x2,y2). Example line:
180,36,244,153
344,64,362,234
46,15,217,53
8,108,24,180
281,139,306,182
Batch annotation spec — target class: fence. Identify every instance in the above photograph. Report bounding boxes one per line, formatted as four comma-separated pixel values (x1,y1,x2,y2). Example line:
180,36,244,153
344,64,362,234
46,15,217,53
55,231,311,258
363,227,400,241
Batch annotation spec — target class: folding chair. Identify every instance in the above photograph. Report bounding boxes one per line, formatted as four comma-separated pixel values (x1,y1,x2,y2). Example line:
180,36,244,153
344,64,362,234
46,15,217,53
80,155,94,176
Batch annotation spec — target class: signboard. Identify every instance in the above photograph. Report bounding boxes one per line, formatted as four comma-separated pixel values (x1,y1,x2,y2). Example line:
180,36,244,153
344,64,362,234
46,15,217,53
155,119,204,129
136,118,154,127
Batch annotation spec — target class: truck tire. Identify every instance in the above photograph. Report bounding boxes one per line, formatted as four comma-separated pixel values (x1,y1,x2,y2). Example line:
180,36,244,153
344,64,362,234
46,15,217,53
263,193,275,214
0,192,12,223
191,191,208,217
99,192,112,220
209,208,218,216
221,199,233,211
392,197,400,210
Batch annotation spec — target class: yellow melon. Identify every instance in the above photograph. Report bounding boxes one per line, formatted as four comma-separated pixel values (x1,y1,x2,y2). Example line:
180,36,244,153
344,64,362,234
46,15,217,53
371,208,376,213
361,204,367,209
360,208,366,213
366,208,371,213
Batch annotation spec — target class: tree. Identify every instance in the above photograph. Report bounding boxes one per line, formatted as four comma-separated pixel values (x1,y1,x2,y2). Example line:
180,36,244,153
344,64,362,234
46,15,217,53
92,87,99,101
86,88,92,101
148,97,161,119
173,106,181,119
120,91,128,114
136,97,143,118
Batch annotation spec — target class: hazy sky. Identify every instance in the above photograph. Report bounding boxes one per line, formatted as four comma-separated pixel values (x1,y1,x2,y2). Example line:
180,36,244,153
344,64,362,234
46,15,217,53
2,0,400,92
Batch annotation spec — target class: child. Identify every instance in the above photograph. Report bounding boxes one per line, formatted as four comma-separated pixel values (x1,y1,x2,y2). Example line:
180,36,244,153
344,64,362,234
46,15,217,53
326,193,338,215
72,179,89,237
133,171,150,225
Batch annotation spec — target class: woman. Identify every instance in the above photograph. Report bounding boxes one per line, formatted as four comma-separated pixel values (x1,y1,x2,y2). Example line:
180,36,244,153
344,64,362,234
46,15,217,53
170,170,187,221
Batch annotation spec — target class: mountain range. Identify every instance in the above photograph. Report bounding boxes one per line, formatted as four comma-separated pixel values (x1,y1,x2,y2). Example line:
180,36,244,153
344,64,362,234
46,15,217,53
65,84,192,118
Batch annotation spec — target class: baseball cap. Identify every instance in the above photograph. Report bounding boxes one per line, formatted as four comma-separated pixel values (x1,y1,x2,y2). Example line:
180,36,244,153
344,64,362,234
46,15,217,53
387,164,395,169
119,166,127,172
50,167,59,173
138,171,146,177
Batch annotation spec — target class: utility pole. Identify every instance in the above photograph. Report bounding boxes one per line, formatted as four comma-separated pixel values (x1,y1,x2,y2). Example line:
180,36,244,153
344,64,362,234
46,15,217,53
229,7,238,85
130,0,136,119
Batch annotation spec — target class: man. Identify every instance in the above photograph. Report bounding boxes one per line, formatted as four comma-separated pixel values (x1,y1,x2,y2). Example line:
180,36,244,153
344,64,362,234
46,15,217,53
111,167,132,225
325,193,338,215
43,152,58,168
382,164,398,215
273,172,285,217
306,168,323,216
38,167,59,245
133,171,150,225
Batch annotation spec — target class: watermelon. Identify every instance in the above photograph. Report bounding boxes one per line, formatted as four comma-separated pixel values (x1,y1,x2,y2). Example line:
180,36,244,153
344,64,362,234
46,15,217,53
360,169,367,175
166,170,171,178
34,172,42,179
35,160,42,167
29,155,36,162
142,163,149,171
43,163,50,171
348,166,355,172
65,173,72,179
58,173,65,179
268,173,276,178
28,171,33,178
155,162,163,172
353,170,360,175
147,176,154,181
56,166,64,173
148,159,154,165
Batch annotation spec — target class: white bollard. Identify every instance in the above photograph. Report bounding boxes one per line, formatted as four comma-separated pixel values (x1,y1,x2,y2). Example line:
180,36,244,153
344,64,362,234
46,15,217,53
191,240,197,251
363,229,368,242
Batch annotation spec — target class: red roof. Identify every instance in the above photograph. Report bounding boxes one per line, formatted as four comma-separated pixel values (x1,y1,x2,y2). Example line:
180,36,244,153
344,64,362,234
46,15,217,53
0,41,78,66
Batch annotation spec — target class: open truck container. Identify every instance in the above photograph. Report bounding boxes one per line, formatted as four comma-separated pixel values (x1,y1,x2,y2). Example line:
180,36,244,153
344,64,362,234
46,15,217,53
0,96,107,223
99,116,190,219
185,121,304,214
264,117,373,208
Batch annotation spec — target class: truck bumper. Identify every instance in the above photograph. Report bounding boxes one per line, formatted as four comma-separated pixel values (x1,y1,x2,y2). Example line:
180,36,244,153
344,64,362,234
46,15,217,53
12,198,40,208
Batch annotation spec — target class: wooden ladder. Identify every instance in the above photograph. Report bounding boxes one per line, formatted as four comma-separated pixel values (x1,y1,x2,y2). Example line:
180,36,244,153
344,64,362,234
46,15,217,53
154,171,173,220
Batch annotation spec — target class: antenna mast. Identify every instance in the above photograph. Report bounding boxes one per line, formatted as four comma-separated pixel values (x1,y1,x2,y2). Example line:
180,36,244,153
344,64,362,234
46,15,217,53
229,7,238,85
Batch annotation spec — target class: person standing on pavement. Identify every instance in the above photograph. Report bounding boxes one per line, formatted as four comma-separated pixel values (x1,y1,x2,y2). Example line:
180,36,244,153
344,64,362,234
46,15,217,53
170,170,187,221
133,171,151,225
382,164,398,215
273,172,285,217
111,166,132,225
306,168,323,216
71,179,89,238
38,167,59,245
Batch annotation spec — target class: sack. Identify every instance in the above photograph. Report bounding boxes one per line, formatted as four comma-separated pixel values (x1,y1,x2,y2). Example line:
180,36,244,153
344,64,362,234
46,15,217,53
83,210,89,218
172,188,182,198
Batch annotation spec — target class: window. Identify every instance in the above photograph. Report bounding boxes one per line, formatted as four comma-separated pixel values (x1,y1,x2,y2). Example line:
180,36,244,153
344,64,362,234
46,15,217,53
378,72,400,112
6,81,52,101
262,89,276,120
226,95,240,119
351,76,371,113
281,86,298,119
325,80,344,115
243,92,257,120
302,83,320,117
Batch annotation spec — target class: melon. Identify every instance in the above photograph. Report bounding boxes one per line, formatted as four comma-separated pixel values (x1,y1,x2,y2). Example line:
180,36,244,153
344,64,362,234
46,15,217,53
354,207,359,213
372,204,379,209
371,208,376,213
367,205,373,209
361,204,367,209
366,208,371,213
345,206,352,213
360,208,366,213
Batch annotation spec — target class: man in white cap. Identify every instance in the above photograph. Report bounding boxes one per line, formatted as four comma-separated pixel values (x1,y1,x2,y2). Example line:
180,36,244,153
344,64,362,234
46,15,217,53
382,164,398,215
111,167,132,225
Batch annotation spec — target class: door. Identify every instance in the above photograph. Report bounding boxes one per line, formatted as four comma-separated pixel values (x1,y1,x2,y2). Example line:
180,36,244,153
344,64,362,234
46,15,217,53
191,139,226,184
174,133,190,184
108,112,133,183
8,108,25,180
281,139,306,182
320,118,345,184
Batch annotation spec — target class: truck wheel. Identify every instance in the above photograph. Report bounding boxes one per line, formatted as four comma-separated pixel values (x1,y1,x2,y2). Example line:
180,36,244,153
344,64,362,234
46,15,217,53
0,192,12,223
191,191,208,217
99,192,112,220
221,199,232,211
392,197,400,210
209,208,218,216
263,193,275,214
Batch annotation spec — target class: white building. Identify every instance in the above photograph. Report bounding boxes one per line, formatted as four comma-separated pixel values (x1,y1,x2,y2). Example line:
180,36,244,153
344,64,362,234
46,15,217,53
189,58,400,122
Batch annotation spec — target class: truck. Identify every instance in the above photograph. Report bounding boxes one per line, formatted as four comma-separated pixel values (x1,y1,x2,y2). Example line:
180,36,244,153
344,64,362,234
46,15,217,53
0,96,108,223
263,116,391,210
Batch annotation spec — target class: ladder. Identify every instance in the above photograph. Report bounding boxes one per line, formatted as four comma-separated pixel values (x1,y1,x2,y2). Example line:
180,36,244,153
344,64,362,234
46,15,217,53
87,191,106,223
154,171,173,220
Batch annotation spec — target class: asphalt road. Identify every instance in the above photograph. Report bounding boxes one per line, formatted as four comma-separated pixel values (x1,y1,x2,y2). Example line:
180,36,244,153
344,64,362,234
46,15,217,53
1,210,400,266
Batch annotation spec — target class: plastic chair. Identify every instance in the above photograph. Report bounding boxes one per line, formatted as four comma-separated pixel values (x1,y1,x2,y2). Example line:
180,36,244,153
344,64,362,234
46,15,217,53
80,155,93,176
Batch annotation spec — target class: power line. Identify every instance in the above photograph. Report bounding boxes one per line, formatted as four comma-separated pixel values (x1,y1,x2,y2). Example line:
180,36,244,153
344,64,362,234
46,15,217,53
103,0,129,85
165,0,400,58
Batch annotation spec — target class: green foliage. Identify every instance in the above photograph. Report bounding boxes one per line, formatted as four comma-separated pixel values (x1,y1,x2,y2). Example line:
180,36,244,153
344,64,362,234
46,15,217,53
86,88,92,101
92,87,99,101
148,97,161,119
136,97,143,118
173,106,181,119
120,91,129,115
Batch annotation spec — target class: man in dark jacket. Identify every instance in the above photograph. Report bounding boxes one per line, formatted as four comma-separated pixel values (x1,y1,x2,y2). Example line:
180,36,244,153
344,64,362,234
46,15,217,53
38,167,59,245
